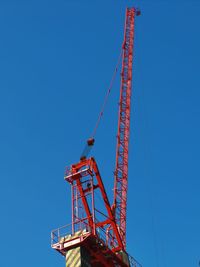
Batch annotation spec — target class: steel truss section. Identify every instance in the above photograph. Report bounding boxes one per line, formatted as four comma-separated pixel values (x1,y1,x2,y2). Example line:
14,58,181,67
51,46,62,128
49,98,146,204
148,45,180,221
113,7,140,248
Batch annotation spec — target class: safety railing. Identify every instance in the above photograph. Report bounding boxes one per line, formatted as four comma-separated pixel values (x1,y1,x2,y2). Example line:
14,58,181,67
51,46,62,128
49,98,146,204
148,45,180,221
94,223,119,250
51,223,71,245
51,217,92,246
64,165,92,183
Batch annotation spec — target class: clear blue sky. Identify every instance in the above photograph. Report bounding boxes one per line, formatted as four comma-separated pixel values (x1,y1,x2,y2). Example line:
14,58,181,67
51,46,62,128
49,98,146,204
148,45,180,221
0,1,199,267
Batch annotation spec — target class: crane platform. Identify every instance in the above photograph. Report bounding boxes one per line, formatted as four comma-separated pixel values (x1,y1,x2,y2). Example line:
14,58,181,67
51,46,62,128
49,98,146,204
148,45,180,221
51,223,141,267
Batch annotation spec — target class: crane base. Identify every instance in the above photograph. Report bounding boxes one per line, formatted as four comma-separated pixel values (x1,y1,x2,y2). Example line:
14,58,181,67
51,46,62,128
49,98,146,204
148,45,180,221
52,229,130,267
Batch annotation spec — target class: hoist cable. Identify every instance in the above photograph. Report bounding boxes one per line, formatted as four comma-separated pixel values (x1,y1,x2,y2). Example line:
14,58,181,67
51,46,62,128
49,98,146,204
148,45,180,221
80,49,123,160
91,49,123,139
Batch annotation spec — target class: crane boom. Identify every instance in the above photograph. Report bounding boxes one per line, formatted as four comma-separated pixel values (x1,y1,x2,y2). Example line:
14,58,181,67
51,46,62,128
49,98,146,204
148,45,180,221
113,7,140,248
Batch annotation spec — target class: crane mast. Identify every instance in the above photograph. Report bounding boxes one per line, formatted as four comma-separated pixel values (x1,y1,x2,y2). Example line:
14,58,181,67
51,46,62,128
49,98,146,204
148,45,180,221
114,7,139,248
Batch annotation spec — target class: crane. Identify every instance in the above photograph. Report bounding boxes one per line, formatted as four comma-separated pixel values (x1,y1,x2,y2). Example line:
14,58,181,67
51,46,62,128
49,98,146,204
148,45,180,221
51,7,141,267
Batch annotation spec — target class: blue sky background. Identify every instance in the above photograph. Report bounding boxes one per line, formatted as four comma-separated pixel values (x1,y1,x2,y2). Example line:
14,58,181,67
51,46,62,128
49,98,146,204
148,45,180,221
0,1,199,267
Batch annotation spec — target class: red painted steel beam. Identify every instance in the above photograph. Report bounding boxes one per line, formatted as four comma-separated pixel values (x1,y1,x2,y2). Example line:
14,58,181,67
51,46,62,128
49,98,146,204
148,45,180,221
91,158,124,250
113,7,140,248
76,178,94,230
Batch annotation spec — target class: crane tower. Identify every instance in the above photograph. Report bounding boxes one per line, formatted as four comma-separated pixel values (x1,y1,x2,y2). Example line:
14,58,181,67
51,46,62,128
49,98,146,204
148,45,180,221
51,7,141,267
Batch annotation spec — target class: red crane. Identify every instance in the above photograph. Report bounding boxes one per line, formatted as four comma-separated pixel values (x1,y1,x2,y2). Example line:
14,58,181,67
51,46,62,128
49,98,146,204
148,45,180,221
51,7,141,267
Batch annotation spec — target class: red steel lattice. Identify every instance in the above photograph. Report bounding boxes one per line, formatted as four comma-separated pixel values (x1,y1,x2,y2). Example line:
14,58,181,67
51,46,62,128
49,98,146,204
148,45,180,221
113,7,140,248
